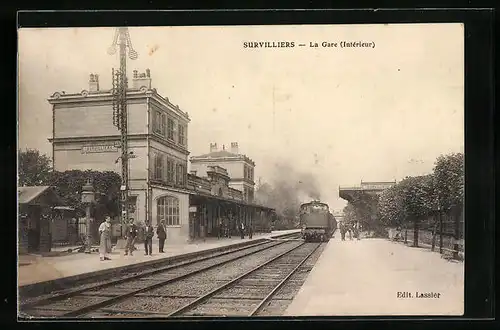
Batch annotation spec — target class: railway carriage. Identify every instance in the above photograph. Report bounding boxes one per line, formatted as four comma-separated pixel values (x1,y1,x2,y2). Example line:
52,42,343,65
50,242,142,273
299,201,337,242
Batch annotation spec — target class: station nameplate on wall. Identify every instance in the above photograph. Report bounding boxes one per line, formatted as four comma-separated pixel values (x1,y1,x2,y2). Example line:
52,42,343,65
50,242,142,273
81,144,118,154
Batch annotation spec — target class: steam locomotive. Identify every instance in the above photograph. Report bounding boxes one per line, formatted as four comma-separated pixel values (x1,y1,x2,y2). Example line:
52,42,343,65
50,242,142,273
299,200,337,242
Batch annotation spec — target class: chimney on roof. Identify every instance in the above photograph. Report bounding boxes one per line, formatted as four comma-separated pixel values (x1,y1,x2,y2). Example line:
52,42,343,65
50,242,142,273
89,73,100,92
132,69,152,90
230,142,239,154
210,143,218,152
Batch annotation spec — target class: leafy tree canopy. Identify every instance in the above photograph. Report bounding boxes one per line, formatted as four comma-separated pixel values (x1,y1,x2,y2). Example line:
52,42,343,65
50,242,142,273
344,192,380,226
18,147,122,221
18,149,52,186
377,152,463,226
397,174,436,221
433,153,464,211
48,170,121,218
379,184,405,226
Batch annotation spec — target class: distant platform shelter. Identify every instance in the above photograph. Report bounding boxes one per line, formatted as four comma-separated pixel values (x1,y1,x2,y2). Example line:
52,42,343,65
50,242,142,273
338,181,396,202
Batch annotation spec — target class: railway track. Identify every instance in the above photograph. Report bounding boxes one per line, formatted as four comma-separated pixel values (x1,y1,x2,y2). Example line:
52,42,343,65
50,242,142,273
20,233,304,318
167,242,323,317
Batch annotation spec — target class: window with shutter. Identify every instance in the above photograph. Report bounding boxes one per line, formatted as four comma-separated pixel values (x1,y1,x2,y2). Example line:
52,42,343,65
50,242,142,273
178,124,185,146
153,111,162,134
167,118,175,140
161,113,166,136
153,153,164,180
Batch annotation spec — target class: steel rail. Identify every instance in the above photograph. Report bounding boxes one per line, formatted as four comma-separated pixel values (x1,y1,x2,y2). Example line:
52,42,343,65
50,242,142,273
248,243,322,316
167,241,308,317
21,239,274,310
59,240,298,317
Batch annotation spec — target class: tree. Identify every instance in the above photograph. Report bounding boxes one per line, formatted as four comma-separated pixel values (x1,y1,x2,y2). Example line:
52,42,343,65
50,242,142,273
18,149,52,186
49,170,121,219
399,175,435,220
376,152,463,250
343,203,358,223
345,192,381,231
433,153,464,212
433,153,464,257
396,174,436,246
379,184,405,227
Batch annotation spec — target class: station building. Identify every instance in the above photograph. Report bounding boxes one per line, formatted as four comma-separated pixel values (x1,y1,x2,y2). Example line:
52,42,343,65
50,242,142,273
188,143,271,239
48,70,273,244
190,142,255,203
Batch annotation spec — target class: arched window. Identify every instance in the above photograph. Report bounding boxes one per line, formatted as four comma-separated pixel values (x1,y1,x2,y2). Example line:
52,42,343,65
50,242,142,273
157,196,180,226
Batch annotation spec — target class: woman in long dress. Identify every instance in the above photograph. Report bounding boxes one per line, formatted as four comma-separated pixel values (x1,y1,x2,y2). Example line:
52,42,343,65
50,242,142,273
99,216,112,261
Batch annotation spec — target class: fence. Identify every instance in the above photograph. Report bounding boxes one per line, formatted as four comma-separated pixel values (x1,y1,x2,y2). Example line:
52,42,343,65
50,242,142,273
389,213,464,260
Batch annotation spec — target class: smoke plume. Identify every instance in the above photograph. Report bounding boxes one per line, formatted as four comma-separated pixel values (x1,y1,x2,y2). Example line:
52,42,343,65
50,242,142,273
255,161,322,219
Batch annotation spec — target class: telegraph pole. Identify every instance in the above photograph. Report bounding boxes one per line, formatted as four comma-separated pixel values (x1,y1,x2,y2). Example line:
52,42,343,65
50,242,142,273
108,28,138,232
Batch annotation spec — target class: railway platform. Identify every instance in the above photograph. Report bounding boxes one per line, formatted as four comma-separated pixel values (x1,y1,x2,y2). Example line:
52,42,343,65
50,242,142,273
18,230,300,289
284,234,464,316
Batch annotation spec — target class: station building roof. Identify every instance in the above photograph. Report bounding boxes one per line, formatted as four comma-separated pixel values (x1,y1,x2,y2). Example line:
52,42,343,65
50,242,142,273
18,186,62,206
191,149,255,166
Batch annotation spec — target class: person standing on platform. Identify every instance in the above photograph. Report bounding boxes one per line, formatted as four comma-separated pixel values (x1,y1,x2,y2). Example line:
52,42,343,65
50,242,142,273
339,221,346,241
217,218,224,239
157,220,167,253
354,221,361,240
239,221,245,239
248,221,253,239
227,216,232,238
143,220,154,256
99,216,112,261
347,222,353,240
124,218,137,256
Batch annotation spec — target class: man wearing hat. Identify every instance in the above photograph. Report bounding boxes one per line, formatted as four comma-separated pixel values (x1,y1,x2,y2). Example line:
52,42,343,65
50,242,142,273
124,218,138,256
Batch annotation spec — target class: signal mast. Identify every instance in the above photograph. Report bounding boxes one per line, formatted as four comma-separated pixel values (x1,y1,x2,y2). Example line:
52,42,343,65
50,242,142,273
107,28,138,229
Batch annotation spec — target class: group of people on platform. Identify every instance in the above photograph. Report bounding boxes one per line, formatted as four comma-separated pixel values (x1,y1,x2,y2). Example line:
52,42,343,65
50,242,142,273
98,217,168,261
217,217,253,240
98,215,255,261
338,221,362,241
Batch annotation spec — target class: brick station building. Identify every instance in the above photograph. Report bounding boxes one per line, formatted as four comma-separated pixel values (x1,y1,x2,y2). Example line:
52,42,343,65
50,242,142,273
48,70,273,243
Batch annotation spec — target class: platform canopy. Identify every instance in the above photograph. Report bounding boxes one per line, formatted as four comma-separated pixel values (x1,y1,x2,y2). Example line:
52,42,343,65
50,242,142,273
190,190,275,212
339,181,396,202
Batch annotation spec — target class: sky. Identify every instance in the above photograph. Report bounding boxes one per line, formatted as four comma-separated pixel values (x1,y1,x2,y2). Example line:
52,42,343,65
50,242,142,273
18,24,464,211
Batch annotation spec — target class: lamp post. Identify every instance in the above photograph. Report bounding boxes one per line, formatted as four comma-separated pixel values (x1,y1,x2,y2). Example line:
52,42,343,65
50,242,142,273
81,179,95,253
